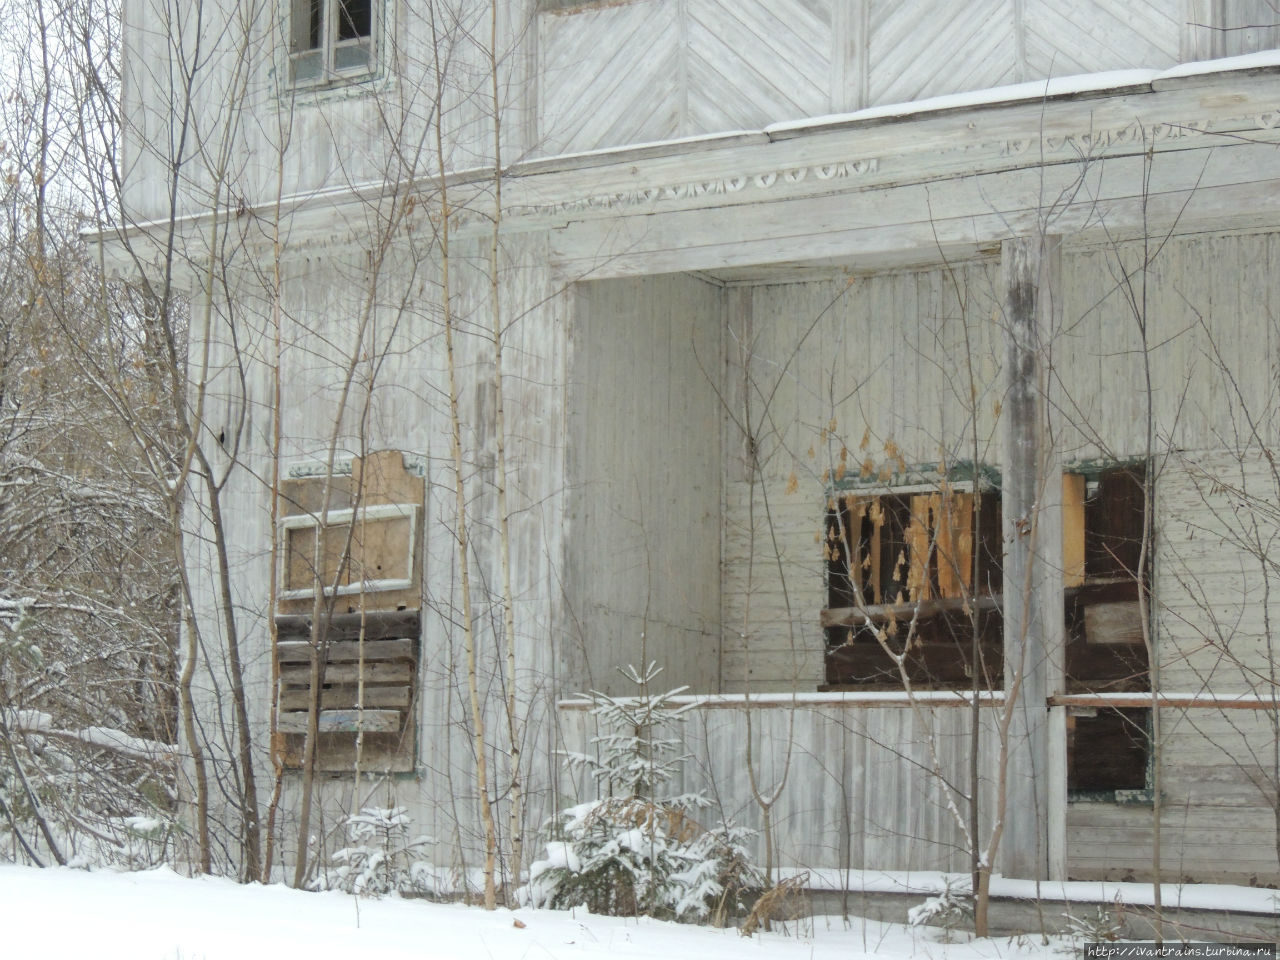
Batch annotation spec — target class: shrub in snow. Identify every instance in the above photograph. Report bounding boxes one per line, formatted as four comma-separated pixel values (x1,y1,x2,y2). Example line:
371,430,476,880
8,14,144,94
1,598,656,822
528,662,765,924
311,806,432,897
907,878,974,938
1063,901,1125,943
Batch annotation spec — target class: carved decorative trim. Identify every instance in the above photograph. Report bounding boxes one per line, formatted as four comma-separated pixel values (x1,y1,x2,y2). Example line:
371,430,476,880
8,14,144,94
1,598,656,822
501,157,882,219
1004,118,1208,158
286,458,354,479
285,452,426,479
257,103,1280,252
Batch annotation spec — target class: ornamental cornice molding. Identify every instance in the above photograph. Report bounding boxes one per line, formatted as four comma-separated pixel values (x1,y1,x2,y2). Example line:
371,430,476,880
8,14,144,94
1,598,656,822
103,91,1280,271
497,158,883,220
482,105,1280,229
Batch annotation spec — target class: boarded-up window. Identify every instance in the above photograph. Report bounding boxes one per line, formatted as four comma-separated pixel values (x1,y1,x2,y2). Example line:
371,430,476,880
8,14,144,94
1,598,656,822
822,486,1003,689
274,610,419,773
274,451,424,772
277,450,423,609
280,502,417,600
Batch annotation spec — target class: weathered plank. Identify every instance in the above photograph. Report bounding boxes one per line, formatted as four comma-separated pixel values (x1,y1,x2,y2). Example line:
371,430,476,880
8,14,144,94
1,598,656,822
279,662,413,686
276,638,416,663
277,709,402,734
279,686,412,711
275,609,421,641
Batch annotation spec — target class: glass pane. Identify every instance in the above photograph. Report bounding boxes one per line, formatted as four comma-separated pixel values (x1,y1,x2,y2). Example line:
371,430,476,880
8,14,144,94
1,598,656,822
290,49,323,82
333,38,372,72
338,0,372,40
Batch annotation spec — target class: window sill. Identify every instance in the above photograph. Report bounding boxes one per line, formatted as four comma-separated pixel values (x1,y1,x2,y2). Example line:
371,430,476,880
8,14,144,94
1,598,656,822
1068,788,1154,805
821,593,1000,628
275,65,386,103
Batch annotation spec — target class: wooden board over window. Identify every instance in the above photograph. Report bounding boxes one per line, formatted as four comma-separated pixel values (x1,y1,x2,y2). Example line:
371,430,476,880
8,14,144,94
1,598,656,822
278,450,424,614
272,609,419,773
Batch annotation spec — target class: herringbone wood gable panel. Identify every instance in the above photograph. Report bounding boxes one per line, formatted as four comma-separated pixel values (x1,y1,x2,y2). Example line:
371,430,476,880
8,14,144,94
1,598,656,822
868,0,1017,105
534,0,1241,156
687,0,832,130
537,1,682,155
1023,0,1180,77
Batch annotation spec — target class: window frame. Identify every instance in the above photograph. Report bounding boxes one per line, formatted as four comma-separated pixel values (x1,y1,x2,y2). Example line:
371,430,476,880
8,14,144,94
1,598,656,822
277,501,418,601
288,0,380,89
821,473,1004,691
1062,460,1154,801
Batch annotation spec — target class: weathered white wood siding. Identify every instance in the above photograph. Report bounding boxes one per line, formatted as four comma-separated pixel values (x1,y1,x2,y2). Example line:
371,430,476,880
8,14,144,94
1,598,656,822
121,0,524,224
720,262,1004,692
565,275,724,695
119,0,1280,227
707,231,1280,881
557,697,1003,873
177,222,575,871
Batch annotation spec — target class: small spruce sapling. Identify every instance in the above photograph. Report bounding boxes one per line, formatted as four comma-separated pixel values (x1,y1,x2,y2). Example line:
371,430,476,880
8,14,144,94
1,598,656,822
311,806,432,897
907,878,975,940
528,662,764,923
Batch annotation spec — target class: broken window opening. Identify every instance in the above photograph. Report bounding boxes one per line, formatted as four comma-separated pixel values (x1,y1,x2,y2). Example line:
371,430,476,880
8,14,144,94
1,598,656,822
818,460,1154,796
821,483,1003,690
290,0,376,85
1064,462,1153,798
1067,705,1150,795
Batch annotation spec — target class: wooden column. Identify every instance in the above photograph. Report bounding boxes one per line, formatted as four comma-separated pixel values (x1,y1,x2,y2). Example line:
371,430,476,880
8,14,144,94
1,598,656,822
999,234,1065,881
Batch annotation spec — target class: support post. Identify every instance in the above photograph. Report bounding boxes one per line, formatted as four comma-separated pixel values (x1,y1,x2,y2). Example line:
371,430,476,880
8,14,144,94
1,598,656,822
1000,234,1065,881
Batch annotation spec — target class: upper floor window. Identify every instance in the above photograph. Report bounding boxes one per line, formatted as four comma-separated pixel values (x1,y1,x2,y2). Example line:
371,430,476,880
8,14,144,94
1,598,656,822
290,0,375,86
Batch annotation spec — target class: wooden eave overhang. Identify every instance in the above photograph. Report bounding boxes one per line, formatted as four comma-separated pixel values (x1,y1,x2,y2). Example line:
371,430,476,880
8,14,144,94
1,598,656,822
94,55,1280,278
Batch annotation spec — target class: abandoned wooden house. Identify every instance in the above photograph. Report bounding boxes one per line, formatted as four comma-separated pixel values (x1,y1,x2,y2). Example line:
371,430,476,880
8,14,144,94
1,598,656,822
113,0,1280,887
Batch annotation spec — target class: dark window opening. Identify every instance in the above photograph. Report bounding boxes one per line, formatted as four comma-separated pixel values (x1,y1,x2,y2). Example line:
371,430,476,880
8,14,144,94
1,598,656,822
338,0,372,39
1064,464,1153,796
822,487,1003,690
819,464,1153,794
1068,706,1150,793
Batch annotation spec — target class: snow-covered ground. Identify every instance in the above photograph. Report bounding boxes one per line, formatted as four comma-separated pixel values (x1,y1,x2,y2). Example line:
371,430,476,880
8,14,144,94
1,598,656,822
0,864,1075,960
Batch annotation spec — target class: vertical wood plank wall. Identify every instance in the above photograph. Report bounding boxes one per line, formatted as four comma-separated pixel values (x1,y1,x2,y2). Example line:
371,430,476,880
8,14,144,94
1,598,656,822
565,275,724,695
556,697,1003,875
708,232,1280,881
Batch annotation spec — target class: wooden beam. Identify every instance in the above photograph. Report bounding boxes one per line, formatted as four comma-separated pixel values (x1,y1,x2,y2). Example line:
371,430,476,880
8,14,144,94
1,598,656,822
820,594,999,627
1001,233,1063,882
1051,693,1280,710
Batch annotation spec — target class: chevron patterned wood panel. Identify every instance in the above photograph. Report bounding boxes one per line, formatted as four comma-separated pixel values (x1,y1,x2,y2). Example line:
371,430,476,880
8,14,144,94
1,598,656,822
686,0,832,131
537,0,682,156
534,0,1257,157
1022,0,1181,78
867,0,1018,106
